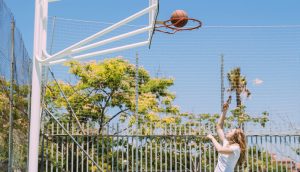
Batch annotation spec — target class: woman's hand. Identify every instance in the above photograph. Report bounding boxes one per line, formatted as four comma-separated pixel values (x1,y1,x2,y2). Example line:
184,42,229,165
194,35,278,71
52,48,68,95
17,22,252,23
223,103,229,112
207,134,214,140
223,96,231,112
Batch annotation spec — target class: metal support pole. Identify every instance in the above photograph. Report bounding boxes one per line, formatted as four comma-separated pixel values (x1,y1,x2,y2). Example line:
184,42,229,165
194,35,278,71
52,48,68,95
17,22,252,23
135,52,139,172
135,52,139,124
8,18,15,172
220,54,224,112
28,0,48,171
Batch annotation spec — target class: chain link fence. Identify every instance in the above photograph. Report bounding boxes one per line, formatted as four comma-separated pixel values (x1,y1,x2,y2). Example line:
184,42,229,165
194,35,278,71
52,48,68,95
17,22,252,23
0,0,32,171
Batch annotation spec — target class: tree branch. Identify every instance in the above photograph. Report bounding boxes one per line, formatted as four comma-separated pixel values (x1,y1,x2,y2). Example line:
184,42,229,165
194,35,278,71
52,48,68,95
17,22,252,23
103,108,129,127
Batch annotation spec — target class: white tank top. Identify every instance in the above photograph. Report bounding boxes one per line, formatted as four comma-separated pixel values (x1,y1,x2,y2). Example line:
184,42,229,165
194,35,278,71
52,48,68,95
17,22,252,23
215,139,241,172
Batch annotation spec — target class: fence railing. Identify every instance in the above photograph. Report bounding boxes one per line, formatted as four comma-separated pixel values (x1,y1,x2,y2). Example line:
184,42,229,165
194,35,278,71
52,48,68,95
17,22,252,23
40,122,300,172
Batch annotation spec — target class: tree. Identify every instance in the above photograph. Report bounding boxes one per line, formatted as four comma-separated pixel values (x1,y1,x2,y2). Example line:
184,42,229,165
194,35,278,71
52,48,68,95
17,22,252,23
227,67,250,128
226,67,268,128
227,67,251,108
45,57,181,131
0,77,30,171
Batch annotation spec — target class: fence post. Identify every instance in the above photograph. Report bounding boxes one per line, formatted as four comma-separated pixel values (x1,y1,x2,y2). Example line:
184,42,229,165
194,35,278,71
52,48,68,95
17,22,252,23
135,52,139,172
220,54,224,112
8,17,15,172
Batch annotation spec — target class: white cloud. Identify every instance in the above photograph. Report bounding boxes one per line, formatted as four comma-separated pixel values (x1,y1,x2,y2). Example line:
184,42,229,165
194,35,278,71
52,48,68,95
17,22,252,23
253,78,263,85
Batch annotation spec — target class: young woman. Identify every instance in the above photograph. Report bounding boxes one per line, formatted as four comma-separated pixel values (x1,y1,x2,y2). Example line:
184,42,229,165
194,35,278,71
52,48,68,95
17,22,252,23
207,100,246,172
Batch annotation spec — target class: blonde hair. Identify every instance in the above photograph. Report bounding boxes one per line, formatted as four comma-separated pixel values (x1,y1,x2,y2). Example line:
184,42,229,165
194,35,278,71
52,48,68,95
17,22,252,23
229,128,247,166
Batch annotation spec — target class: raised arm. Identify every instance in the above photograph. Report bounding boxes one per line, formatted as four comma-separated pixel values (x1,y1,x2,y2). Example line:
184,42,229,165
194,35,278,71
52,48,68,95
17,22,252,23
216,96,231,142
207,134,234,155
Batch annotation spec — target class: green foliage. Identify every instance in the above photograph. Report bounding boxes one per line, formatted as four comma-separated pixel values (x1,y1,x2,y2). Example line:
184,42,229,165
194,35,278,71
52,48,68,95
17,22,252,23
0,77,30,170
45,57,182,129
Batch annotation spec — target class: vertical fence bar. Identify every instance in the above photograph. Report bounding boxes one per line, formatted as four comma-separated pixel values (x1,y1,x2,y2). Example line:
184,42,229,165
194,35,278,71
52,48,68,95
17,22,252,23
145,137,151,171
170,124,173,172
121,128,124,172
285,136,289,172
209,123,212,172
296,136,299,169
102,129,104,171
87,123,89,172
180,125,182,172
189,124,192,171
296,135,300,169
46,124,49,172
145,130,148,172
56,123,59,172
111,124,114,172
289,136,293,171
175,124,177,172
204,142,207,172
265,136,268,172
255,136,259,172
131,127,134,172
260,136,263,172
70,123,73,172
81,124,84,172
96,132,99,172
165,124,168,172
199,124,202,172
198,123,202,172
121,134,124,172
76,124,79,172
66,123,69,172
276,135,279,172
213,123,217,170
245,136,249,172
213,144,216,170
184,125,187,172
107,124,110,172
208,140,212,172
135,53,139,172
51,123,54,172
270,136,274,172
140,128,143,171
61,123,64,171
155,133,158,172
150,124,153,172
280,136,283,172
160,135,162,172
204,126,206,172
79,124,82,172
250,135,253,172
117,124,119,172
92,134,95,172
75,124,79,172
284,136,288,171
126,131,129,172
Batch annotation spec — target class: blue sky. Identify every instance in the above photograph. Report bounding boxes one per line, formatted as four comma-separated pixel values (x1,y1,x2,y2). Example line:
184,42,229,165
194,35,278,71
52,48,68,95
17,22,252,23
5,0,300,55
4,0,300,125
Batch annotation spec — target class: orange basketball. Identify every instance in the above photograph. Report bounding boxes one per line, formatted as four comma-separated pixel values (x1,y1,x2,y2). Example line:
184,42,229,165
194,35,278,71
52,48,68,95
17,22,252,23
170,10,188,28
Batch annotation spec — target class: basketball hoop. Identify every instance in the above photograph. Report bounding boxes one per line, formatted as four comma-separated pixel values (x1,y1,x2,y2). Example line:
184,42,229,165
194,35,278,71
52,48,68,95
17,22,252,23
155,10,202,34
